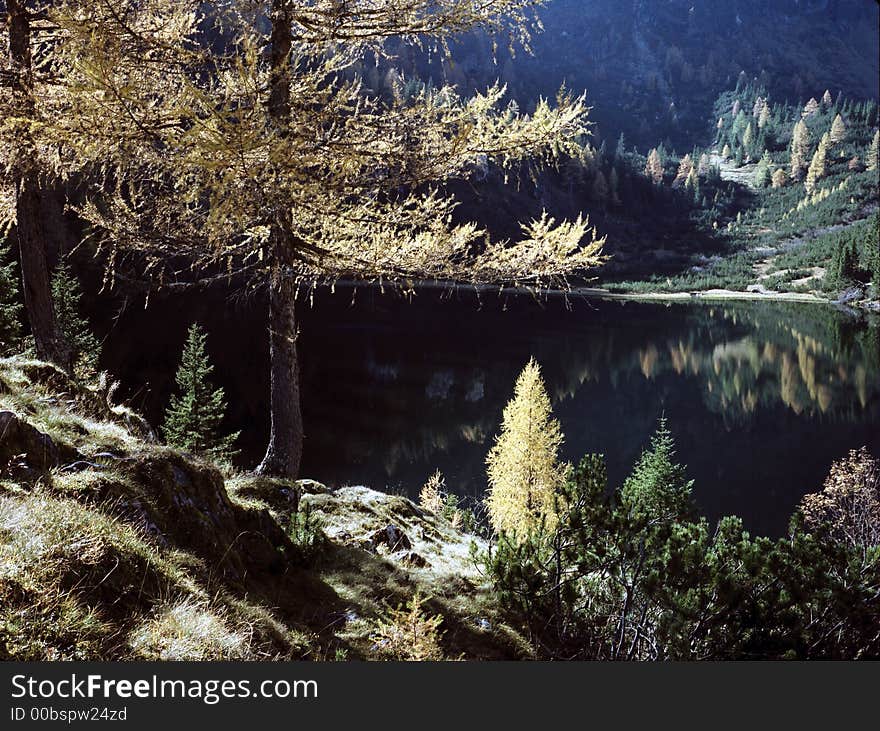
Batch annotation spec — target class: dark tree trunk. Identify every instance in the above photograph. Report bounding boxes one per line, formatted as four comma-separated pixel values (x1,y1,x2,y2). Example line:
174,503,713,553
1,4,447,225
7,0,72,371
256,278,304,477
16,175,72,370
256,0,303,478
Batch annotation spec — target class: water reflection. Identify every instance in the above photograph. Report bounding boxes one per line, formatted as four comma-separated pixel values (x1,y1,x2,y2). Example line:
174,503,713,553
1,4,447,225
298,295,880,536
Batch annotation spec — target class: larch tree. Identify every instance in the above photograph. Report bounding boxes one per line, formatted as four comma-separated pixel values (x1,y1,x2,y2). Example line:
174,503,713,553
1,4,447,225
645,148,664,185
26,1,605,478
867,129,879,171
672,153,693,188
805,132,830,194
0,1,72,371
486,358,565,537
757,101,771,130
829,114,847,145
802,97,820,118
790,119,811,180
822,89,833,107
771,168,788,188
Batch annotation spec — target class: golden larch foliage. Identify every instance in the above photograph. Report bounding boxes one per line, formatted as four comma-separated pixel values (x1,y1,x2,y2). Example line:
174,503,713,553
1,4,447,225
805,132,830,194
486,358,565,537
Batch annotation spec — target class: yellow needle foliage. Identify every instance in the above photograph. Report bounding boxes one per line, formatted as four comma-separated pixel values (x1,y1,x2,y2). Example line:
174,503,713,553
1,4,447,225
486,358,565,537
1,1,606,291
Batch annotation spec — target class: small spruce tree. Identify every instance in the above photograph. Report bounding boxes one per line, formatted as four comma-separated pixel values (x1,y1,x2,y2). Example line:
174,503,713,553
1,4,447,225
0,238,23,355
51,261,100,374
620,417,694,524
486,358,565,537
163,323,239,462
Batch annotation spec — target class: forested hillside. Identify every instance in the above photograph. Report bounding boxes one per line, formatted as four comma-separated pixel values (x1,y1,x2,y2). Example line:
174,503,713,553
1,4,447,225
381,0,879,150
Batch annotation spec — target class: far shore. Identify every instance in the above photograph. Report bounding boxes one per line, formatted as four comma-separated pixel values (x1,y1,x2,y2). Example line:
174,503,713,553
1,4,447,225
331,278,878,310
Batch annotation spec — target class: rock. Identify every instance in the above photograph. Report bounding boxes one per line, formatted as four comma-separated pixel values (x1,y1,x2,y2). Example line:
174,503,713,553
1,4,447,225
397,551,430,568
368,524,412,552
0,410,79,476
836,287,864,305
297,479,331,495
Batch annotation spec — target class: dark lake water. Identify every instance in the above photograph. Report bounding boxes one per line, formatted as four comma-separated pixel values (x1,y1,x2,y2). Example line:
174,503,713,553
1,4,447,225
106,289,880,538
292,292,880,537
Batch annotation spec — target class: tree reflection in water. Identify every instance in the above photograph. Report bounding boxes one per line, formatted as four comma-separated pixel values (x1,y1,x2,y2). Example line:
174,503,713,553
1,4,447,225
298,294,880,536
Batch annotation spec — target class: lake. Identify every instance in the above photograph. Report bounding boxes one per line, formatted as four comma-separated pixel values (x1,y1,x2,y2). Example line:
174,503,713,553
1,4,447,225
105,288,880,538
292,291,880,537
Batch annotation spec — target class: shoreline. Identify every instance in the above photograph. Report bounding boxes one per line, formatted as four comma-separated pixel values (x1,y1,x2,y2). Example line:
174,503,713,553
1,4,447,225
573,287,831,304
332,278,877,310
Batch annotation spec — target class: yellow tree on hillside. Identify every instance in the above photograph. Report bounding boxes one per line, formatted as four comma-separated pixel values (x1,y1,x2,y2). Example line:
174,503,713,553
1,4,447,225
672,153,693,188
645,148,664,184
486,358,566,537
2,1,606,478
829,114,847,145
867,130,879,172
805,132,830,194
790,119,812,181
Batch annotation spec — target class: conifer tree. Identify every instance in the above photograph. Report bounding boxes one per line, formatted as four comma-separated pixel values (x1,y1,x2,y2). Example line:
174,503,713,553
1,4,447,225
790,119,811,180
672,153,694,188
754,151,772,188
758,102,771,130
162,323,239,462
829,114,847,145
685,166,698,193
620,417,694,524
771,168,788,188
822,89,833,107
486,359,565,537
868,130,879,172
805,132,830,194
23,0,605,479
615,133,627,161
721,143,731,160
803,97,820,118
0,238,23,355
752,97,764,119
51,261,100,374
742,123,754,160
609,167,621,206
591,170,609,205
645,148,664,185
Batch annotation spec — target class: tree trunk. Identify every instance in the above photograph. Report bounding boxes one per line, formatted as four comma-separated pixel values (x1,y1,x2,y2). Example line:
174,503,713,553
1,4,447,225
16,175,72,370
256,1,303,478
7,0,72,371
256,278,303,478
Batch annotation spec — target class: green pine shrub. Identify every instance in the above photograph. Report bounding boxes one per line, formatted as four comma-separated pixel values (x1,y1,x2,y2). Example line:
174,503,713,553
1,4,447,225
0,238,23,355
162,323,239,463
51,260,100,375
